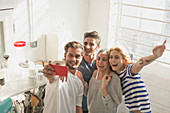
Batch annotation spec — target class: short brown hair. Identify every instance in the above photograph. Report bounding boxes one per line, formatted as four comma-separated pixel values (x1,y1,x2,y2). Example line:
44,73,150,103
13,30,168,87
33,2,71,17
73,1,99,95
64,41,84,56
84,31,101,46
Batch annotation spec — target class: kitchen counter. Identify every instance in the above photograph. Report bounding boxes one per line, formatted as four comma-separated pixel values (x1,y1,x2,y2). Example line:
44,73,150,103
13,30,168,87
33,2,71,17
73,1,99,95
0,75,47,101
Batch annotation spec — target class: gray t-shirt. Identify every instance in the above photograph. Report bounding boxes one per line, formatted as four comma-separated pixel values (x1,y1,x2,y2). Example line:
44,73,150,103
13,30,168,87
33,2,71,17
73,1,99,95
84,71,122,113
77,57,97,111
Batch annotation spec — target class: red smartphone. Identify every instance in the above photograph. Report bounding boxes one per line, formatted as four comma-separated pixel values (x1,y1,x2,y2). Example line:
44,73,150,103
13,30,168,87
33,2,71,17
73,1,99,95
49,64,68,77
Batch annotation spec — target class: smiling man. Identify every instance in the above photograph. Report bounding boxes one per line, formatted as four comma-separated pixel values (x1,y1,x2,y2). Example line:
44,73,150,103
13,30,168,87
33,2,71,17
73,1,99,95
43,41,84,113
78,31,101,113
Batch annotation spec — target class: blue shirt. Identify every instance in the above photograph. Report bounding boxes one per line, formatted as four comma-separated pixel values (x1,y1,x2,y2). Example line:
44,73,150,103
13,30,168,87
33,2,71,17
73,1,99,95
77,57,97,111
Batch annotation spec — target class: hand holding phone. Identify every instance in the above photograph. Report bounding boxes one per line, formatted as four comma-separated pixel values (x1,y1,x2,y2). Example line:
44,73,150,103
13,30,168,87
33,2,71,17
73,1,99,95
49,64,68,77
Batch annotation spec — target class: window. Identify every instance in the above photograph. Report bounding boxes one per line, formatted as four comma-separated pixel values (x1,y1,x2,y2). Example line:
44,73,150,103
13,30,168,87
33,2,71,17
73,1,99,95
109,0,170,65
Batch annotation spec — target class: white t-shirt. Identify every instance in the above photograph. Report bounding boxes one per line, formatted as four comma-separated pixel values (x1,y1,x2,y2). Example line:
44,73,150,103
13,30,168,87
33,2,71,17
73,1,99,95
43,71,84,113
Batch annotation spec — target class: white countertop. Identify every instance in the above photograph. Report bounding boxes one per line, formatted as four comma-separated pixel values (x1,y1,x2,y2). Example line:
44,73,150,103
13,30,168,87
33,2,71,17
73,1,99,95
0,75,47,101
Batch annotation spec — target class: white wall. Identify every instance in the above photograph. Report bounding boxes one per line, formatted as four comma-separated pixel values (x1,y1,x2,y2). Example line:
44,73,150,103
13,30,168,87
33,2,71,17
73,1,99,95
48,0,89,41
1,0,47,67
47,0,110,58
47,0,89,60
141,63,170,113
0,0,90,65
87,0,110,49
1,0,109,63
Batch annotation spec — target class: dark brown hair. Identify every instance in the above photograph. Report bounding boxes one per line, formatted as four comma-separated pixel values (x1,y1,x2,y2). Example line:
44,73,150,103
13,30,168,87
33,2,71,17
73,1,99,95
84,31,101,46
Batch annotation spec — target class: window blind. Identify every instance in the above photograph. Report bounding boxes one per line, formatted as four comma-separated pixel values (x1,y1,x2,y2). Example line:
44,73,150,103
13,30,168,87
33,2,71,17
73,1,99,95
109,0,170,65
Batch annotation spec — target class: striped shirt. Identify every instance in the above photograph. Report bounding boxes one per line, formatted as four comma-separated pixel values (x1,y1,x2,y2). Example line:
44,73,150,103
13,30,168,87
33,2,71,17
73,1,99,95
119,64,151,113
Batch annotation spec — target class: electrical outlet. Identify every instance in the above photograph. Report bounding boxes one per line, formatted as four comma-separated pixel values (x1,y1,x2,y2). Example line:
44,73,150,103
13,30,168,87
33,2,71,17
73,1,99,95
30,41,37,48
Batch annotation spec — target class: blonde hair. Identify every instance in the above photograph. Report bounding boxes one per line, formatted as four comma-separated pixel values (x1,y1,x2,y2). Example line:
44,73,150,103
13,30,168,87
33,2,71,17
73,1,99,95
64,41,84,56
109,47,131,67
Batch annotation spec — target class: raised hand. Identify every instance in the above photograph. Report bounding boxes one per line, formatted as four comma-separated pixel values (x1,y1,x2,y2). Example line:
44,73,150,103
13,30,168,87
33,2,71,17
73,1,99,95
101,74,112,90
153,40,166,58
101,74,112,98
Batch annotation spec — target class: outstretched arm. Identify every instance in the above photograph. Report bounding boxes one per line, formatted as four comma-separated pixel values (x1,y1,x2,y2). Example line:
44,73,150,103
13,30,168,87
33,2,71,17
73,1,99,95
131,40,166,75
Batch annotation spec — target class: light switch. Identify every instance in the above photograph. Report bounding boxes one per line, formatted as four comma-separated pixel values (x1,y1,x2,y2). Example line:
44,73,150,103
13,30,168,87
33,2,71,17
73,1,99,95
30,41,37,48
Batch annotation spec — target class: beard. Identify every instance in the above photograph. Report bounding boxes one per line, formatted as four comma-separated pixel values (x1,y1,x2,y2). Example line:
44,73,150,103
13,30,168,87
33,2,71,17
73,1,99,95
66,63,76,70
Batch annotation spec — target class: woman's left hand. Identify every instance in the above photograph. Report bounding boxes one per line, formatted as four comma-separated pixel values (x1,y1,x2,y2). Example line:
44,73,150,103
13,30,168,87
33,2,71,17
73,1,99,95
101,74,112,90
101,74,112,98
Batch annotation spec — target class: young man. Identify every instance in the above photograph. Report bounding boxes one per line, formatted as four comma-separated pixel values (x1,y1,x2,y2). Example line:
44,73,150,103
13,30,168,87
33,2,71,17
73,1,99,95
43,41,84,113
78,31,101,113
